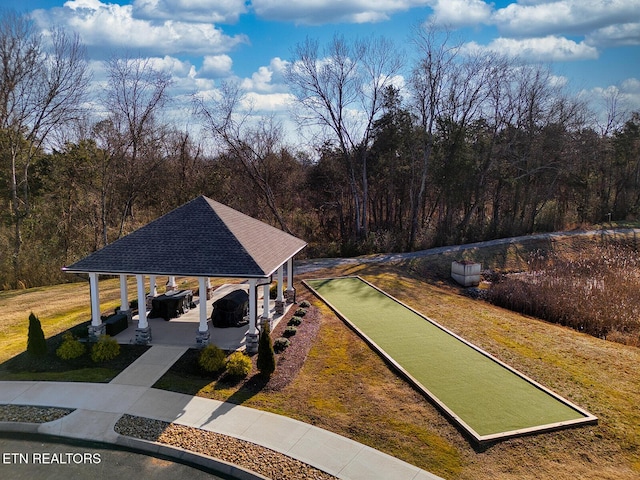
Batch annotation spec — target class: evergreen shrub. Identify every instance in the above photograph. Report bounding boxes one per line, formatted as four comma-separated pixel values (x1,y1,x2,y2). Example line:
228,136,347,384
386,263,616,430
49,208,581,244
294,308,307,317
225,351,252,377
198,344,226,372
27,313,47,357
91,335,120,362
273,337,290,353
288,316,302,326
56,332,85,360
283,326,297,337
257,322,276,377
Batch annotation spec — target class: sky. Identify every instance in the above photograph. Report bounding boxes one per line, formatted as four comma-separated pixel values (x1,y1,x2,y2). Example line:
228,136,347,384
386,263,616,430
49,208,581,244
3,0,640,143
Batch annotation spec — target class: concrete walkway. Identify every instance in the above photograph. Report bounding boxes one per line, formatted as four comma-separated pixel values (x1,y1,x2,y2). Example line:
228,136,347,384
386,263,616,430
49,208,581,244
0,345,443,480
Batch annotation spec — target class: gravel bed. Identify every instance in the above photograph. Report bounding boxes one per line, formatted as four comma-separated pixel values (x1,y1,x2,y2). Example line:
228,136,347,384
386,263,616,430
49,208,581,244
115,414,338,480
0,404,74,423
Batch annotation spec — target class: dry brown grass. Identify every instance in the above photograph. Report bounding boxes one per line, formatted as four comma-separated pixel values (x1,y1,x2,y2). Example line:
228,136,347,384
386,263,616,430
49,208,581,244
487,243,640,345
0,279,121,364
2,235,639,479
162,260,639,479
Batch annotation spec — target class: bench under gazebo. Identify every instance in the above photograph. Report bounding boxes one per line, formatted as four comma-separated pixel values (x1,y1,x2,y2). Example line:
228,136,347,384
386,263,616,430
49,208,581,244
62,195,307,352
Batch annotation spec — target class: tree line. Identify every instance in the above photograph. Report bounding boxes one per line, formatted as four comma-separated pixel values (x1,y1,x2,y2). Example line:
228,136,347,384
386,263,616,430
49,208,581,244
1,10,639,289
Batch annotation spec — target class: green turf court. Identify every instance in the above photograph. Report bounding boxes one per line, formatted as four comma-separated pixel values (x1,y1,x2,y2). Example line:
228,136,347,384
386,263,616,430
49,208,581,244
305,276,597,444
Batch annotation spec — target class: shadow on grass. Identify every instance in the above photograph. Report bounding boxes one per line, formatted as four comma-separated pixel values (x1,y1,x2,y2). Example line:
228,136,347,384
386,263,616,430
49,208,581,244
153,348,271,407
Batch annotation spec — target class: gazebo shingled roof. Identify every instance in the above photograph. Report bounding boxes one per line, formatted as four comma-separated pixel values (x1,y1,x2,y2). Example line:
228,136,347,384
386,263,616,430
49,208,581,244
63,195,307,278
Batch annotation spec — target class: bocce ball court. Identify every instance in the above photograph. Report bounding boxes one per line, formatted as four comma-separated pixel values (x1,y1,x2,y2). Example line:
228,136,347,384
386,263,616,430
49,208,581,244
304,276,597,445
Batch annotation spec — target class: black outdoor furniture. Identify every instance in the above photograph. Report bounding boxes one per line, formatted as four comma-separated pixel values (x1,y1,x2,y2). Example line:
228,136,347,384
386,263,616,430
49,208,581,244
103,312,128,336
211,289,249,328
150,289,193,321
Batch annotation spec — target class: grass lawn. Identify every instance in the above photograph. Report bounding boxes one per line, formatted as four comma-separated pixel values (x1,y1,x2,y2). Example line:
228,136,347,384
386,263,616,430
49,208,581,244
305,276,595,441
0,277,150,381
1,233,639,479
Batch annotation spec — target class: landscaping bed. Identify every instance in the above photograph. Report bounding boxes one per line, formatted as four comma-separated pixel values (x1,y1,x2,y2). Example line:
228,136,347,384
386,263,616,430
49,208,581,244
0,327,149,382
153,303,321,395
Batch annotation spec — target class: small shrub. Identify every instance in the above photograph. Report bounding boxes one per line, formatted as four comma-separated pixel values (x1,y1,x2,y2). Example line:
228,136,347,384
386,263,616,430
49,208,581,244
27,313,47,357
294,308,307,317
283,325,297,337
91,335,120,362
288,316,302,326
257,322,276,377
269,283,278,299
198,344,226,372
225,351,252,377
299,300,311,308
56,332,85,360
273,337,290,353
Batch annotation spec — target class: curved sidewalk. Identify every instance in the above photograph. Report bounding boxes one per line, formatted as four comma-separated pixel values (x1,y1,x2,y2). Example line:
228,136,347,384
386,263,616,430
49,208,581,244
0,345,442,480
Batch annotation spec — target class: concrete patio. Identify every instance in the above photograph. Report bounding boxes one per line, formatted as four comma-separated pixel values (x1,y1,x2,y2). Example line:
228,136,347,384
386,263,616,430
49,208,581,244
113,283,290,350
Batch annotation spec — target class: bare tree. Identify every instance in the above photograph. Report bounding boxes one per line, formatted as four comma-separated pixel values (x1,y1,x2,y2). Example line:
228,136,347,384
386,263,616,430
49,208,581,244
0,10,90,286
285,34,402,241
194,81,293,233
100,54,172,241
408,24,459,249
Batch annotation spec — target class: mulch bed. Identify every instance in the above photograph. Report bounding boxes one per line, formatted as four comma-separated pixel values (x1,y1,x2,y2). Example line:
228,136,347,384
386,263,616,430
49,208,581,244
158,304,321,394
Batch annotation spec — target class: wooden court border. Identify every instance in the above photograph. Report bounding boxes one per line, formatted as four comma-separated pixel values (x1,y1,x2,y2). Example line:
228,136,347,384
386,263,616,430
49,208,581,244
303,275,598,445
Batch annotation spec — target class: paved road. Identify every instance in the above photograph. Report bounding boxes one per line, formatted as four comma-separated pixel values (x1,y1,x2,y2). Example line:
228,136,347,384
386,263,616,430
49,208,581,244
0,434,227,480
296,228,640,273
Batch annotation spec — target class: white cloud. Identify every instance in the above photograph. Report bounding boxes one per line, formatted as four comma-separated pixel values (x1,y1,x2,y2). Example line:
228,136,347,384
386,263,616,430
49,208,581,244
132,0,247,24
251,0,433,25
241,92,296,112
492,1,640,39
464,35,599,62
621,77,640,93
146,55,194,76
586,22,640,47
199,55,234,78
580,79,640,129
428,0,492,27
240,58,290,93
33,0,248,57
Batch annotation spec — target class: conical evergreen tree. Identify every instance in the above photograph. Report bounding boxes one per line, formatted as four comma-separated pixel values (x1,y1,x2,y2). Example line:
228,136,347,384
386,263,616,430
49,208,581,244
27,312,47,356
257,321,276,377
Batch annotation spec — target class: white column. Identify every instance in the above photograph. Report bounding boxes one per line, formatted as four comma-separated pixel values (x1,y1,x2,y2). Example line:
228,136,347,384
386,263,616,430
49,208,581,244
198,277,208,333
119,275,129,313
89,272,101,326
262,283,270,321
136,274,148,329
277,264,284,303
287,258,293,288
149,275,157,296
166,276,177,292
248,279,258,336
286,257,294,303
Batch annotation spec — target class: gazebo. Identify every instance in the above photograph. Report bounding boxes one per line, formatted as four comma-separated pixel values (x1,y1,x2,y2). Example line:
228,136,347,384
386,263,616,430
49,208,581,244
63,196,307,352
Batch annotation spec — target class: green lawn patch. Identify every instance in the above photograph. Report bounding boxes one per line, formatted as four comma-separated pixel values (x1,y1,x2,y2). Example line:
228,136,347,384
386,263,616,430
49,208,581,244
305,276,597,444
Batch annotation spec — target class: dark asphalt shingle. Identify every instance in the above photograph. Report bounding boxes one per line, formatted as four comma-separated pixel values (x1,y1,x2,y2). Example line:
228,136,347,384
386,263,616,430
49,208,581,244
63,196,307,278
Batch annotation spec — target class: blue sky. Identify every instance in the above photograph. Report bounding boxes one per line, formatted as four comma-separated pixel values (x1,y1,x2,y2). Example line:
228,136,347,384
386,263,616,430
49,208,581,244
3,0,640,137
